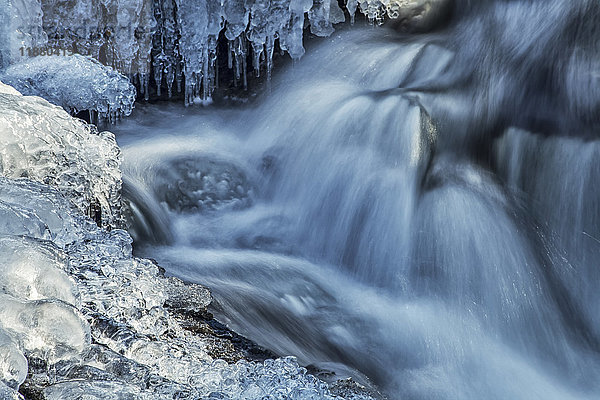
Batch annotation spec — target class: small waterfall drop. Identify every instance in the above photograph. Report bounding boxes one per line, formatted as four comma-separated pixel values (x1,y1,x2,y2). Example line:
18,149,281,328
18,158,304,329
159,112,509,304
114,3,600,398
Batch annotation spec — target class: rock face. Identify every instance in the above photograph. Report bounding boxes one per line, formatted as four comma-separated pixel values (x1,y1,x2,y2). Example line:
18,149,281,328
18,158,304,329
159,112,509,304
385,0,454,32
0,81,377,399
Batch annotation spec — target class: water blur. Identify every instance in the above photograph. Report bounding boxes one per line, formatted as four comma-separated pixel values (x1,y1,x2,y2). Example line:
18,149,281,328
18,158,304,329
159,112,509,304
113,2,600,398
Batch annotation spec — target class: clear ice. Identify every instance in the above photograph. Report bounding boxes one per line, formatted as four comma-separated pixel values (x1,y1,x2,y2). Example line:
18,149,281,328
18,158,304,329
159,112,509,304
1,55,136,122
0,81,123,228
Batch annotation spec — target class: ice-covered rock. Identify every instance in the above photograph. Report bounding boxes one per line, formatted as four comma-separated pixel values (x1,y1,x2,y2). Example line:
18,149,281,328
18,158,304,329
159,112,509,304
0,177,375,400
0,81,122,227
0,236,77,304
385,0,454,32
1,55,136,122
0,332,27,390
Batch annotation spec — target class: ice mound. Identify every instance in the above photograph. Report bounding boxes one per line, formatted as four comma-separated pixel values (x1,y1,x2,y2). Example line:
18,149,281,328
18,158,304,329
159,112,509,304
0,237,77,304
0,81,122,227
1,55,136,122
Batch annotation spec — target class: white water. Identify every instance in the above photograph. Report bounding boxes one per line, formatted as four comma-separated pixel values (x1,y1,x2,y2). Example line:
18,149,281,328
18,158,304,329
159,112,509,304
115,5,600,398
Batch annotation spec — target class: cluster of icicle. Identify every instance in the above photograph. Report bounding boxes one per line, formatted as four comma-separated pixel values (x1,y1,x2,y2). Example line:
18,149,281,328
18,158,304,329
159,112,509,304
2,0,410,108
0,81,376,399
157,0,404,105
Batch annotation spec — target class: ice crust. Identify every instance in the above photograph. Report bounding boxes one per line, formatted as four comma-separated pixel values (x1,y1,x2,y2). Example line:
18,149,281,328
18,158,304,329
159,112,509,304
1,55,137,122
0,83,375,399
0,81,123,227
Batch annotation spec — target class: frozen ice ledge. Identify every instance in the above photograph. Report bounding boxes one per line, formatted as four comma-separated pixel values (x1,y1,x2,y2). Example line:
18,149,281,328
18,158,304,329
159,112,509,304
0,0,452,108
0,81,379,399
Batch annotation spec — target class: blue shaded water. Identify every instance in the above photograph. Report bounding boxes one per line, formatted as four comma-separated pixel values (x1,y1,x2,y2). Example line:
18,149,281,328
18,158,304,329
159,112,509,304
114,3,600,397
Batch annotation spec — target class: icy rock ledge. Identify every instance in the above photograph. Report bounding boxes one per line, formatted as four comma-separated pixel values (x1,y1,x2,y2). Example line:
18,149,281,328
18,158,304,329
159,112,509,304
0,83,378,399
0,55,136,123
0,80,122,228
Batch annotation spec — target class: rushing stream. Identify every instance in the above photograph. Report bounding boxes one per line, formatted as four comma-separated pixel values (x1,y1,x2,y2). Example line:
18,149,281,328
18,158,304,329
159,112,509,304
113,3,600,398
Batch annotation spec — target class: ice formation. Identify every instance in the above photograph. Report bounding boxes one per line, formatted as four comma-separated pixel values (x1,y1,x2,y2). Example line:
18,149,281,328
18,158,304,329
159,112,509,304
0,82,376,399
1,55,136,122
0,54,136,122
0,81,123,227
1,0,445,106
41,0,155,78
172,0,349,104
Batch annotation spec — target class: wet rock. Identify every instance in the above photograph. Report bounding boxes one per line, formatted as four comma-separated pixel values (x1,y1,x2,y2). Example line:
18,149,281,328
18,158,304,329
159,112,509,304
386,0,454,32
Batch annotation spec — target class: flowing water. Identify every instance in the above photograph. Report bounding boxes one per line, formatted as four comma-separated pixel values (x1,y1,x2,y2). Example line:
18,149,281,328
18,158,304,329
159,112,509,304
113,2,600,398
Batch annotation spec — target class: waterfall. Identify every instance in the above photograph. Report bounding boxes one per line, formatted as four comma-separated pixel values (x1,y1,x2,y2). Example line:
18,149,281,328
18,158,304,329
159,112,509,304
115,1,600,398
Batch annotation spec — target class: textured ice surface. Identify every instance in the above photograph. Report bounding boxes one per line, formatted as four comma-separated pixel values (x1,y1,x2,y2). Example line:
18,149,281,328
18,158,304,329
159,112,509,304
0,81,122,227
0,237,77,304
1,55,136,122
0,331,27,390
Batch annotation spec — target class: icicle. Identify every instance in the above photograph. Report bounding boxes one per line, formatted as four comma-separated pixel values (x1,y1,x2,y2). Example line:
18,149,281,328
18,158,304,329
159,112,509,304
242,52,248,90
138,72,150,101
166,67,175,98
252,44,262,77
265,35,275,82
233,36,246,82
176,64,183,94
308,0,335,37
228,40,233,69
202,47,210,100
155,63,163,96
138,73,145,96
144,74,150,101
184,70,193,107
